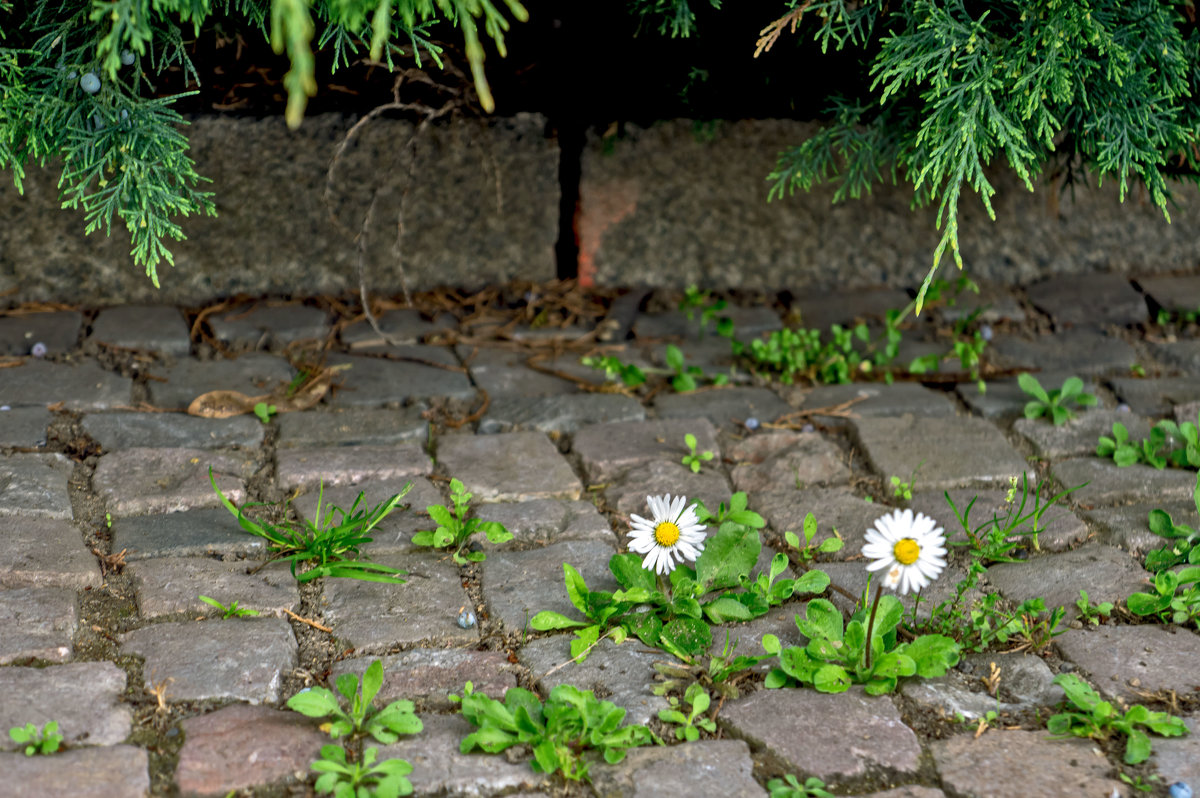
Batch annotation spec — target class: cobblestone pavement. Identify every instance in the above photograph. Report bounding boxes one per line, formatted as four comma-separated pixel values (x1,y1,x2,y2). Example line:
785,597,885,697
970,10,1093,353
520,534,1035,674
1,275,1199,797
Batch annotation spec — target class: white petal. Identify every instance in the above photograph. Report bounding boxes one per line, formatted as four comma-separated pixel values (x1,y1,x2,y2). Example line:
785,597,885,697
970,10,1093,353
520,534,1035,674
669,495,687,521
866,557,894,572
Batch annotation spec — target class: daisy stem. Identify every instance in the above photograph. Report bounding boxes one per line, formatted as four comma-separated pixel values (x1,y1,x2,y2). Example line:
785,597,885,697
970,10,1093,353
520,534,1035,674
863,584,884,671
658,573,672,601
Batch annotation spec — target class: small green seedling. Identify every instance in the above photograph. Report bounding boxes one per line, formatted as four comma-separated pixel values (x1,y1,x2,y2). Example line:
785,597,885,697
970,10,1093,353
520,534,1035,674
580,354,646,388
413,478,512,564
9,722,62,756
198,595,260,619
252,401,277,423
657,682,717,741
1141,473,1200,571
287,660,423,744
891,475,913,501
766,773,835,798
694,491,765,528
1047,673,1187,764
1073,590,1112,626
311,744,413,797
681,432,715,473
1018,373,1097,425
1127,567,1200,630
783,512,844,566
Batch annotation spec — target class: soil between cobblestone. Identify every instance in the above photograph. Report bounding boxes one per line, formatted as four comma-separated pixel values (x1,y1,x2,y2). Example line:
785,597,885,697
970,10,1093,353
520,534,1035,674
2,278,1199,797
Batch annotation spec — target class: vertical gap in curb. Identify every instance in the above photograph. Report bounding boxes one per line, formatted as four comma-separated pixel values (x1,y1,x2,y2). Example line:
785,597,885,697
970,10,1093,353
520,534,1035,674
554,119,584,281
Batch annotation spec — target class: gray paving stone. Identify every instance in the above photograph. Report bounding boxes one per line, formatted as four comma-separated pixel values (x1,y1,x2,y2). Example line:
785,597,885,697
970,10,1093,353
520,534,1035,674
727,430,848,492
461,346,578,397
0,662,130,750
931,730,1126,798
851,415,1030,489
378,713,545,797
276,442,432,491
342,309,456,349
573,418,721,484
794,288,912,333
519,636,669,726
92,448,254,515
1108,376,1200,417
606,459,732,519
175,703,327,796
146,353,296,410
956,373,1098,421
1177,399,1200,426
1026,273,1147,327
482,540,617,635
592,739,766,798
437,432,582,502
0,745,149,798
207,302,330,349
986,543,1150,612
326,350,474,406
792,382,959,421
290,476,442,554
83,411,265,450
720,687,921,789
909,488,1089,553
1050,458,1199,506
120,617,298,704
110,507,268,560
934,282,1026,325
1054,624,1200,702
1148,339,1200,374
90,305,191,356
320,552,476,652
634,305,783,340
276,407,429,447
0,586,77,664
474,499,614,550
332,649,518,711
845,788,946,798
479,393,644,435
0,406,50,447
128,556,300,619
1138,274,1200,314
1078,500,1198,555
1015,408,1150,460
0,310,82,356
901,676,1026,723
989,329,1138,374
654,387,792,428
753,487,881,561
0,358,131,410
0,452,73,519
0,517,101,589
1151,714,1200,790
708,607,806,662
961,650,1064,706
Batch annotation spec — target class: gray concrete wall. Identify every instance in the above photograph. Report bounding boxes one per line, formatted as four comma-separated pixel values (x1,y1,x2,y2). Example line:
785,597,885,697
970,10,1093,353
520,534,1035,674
2,115,1197,304
0,113,559,304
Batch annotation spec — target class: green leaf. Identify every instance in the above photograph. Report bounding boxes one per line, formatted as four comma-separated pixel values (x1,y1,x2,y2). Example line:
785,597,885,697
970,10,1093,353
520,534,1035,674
529,611,588,631
570,625,601,661
1024,401,1047,420
813,664,851,693
410,530,435,547
660,617,713,657
1018,373,1049,403
1059,377,1084,400
796,598,843,642
481,521,512,544
703,595,755,623
287,687,341,718
1124,728,1152,764
695,523,761,592
427,504,456,529
803,512,818,543
903,634,961,678
667,345,685,372
609,553,657,592
564,563,590,616
793,569,830,595
361,660,383,709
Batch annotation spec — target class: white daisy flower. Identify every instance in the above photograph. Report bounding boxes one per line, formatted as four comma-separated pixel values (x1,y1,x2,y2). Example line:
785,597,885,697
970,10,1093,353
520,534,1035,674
628,494,707,575
861,508,947,595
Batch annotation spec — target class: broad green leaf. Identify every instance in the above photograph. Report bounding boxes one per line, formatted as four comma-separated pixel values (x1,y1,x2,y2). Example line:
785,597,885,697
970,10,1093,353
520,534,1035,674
564,563,590,615
1059,377,1084,399
667,346,686,372
696,523,761,592
803,512,817,543
610,552,657,592
761,633,782,655
660,617,712,657
813,663,851,693
1124,728,1152,764
793,568,830,595
903,634,961,677
623,610,662,646
529,611,587,630
426,504,455,528
702,595,754,623
818,536,844,553
570,625,601,661
286,687,341,718
410,530,435,546
796,598,843,642
1024,401,1047,420
361,659,384,708
481,521,512,543
1018,372,1049,403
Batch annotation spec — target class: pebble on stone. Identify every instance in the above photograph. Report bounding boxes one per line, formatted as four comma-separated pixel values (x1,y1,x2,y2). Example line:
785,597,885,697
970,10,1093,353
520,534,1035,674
0,311,82,356
720,686,921,789
0,745,149,798
852,414,1030,490
0,452,74,520
332,649,518,711
0,662,131,749
0,585,77,664
276,442,432,491
127,556,300,619
92,447,254,515
573,418,721,484
436,431,582,502
931,730,1126,798
321,552,476,652
175,703,327,796
119,617,298,704
0,517,101,589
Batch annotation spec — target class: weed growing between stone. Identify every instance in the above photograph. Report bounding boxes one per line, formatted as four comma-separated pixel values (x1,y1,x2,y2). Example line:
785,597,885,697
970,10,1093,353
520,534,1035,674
1047,673,1187,764
1018,374,1097,425
1136,473,1200,572
766,773,835,798
412,477,512,563
197,595,260,618
210,468,411,583
680,432,715,473
1073,590,1114,627
8,721,62,756
449,682,660,782
1097,409,1200,471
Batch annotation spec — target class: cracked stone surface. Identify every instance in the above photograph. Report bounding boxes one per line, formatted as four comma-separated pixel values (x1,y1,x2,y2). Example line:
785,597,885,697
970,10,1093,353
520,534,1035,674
0,585,78,664
0,453,74,519
985,543,1150,613
1050,458,1199,506
605,459,732,518
276,406,429,447
207,303,330,349
275,442,431,490
794,382,959,421
325,351,475,406
1026,273,1147,327
727,430,848,492
479,393,645,434
989,329,1138,374
90,305,191,356
0,516,102,589
573,417,721,483
92,448,254,515
436,432,582,502
0,359,131,411
473,498,614,550
592,739,767,798
1014,409,1152,460
110,507,269,561
481,539,617,634
83,411,265,450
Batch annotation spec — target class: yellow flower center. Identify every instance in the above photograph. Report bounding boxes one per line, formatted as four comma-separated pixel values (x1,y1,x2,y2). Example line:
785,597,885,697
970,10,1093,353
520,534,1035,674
654,521,681,547
893,538,920,565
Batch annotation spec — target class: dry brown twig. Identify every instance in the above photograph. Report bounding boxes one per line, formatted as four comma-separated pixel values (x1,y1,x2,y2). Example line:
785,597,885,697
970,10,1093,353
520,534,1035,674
755,2,813,58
